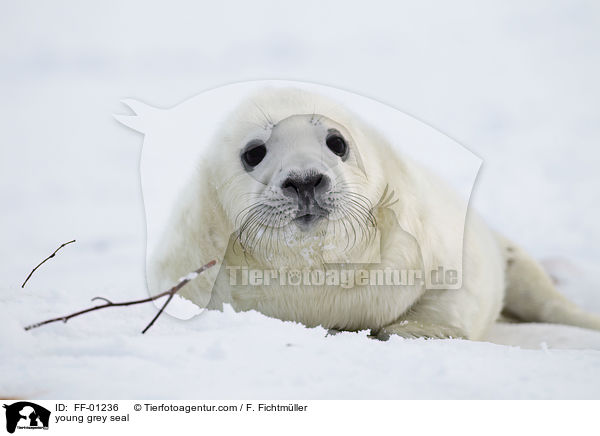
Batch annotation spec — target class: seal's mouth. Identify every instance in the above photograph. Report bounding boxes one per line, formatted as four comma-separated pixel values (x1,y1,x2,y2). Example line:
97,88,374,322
293,211,327,231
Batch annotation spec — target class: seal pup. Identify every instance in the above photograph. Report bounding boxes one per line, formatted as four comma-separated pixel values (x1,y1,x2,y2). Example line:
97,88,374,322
147,87,600,339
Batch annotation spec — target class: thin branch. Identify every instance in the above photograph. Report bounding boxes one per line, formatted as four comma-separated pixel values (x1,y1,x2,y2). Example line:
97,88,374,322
91,297,114,304
23,260,217,333
141,292,175,334
21,240,76,288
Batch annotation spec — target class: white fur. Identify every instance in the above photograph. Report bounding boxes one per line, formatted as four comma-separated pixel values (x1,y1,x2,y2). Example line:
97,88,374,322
148,87,600,340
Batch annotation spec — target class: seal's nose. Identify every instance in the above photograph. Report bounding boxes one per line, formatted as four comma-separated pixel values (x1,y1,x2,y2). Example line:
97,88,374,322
281,173,329,206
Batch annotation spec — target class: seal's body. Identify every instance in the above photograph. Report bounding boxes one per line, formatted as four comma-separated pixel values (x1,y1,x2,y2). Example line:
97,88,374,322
148,88,600,339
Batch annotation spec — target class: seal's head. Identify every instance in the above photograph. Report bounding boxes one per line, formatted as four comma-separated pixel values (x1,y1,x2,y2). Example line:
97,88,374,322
209,88,384,265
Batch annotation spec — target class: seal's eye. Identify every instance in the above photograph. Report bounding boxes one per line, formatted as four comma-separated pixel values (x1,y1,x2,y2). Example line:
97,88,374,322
326,133,348,158
241,141,267,169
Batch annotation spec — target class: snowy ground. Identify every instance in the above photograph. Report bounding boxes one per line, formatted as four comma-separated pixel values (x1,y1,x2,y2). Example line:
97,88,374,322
1,1,600,399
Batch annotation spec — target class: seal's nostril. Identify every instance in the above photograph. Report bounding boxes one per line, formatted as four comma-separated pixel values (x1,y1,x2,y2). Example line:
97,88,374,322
281,173,328,196
282,178,298,194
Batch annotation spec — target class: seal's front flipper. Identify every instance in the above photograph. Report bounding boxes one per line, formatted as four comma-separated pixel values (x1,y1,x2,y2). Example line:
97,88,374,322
372,320,466,340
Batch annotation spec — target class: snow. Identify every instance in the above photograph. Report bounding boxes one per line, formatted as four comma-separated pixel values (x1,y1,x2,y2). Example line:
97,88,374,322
1,1,600,399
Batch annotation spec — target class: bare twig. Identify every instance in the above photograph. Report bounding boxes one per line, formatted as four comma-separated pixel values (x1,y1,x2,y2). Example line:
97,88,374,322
21,240,76,288
141,292,175,334
23,260,217,333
